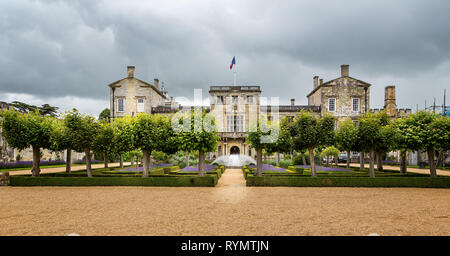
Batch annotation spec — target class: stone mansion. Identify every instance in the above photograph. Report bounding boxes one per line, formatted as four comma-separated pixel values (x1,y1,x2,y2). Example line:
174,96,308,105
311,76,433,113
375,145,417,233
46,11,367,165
108,65,411,158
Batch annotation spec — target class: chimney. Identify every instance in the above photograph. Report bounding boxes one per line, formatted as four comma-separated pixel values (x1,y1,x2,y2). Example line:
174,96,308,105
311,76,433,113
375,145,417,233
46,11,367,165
154,78,159,89
127,66,135,78
341,64,349,77
313,76,319,88
384,86,397,117
320,79,323,85
291,98,295,106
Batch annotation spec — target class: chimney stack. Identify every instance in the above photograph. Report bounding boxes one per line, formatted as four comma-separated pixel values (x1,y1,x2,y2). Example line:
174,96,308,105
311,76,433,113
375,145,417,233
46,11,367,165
341,64,349,77
127,66,135,78
313,76,319,88
384,86,397,117
154,78,159,89
291,98,295,106
319,79,323,85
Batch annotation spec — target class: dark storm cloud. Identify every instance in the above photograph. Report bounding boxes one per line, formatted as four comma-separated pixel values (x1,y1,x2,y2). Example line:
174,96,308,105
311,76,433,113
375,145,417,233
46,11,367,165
0,0,449,114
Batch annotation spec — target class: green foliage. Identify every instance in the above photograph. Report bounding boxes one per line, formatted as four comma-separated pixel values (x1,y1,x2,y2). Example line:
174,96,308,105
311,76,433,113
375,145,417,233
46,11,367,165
291,111,335,151
112,115,135,155
265,117,293,155
173,111,218,153
335,118,359,152
99,108,110,122
246,176,450,188
64,110,99,152
92,121,115,158
320,146,340,159
10,175,218,187
1,109,54,150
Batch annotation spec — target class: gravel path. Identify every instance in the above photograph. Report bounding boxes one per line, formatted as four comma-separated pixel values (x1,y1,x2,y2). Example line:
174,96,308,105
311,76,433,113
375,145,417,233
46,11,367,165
0,168,449,236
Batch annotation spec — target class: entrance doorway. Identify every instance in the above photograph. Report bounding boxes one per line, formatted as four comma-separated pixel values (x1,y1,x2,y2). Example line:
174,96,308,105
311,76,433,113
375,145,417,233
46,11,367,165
230,146,240,155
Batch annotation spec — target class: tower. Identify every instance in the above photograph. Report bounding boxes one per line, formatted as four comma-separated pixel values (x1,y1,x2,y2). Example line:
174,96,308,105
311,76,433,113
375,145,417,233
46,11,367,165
384,86,397,117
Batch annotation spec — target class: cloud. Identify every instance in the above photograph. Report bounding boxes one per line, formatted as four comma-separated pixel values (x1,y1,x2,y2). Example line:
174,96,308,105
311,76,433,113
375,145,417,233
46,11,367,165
0,0,449,115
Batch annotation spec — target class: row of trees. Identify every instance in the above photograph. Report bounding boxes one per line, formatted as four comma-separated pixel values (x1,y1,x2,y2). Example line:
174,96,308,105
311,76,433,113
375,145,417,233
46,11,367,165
0,108,218,177
248,110,449,178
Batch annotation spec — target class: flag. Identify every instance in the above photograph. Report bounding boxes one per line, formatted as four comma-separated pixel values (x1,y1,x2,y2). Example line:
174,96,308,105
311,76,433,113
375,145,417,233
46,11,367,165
230,56,236,70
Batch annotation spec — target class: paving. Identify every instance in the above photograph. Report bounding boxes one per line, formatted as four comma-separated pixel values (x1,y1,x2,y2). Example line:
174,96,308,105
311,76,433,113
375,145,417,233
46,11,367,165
1,168,449,236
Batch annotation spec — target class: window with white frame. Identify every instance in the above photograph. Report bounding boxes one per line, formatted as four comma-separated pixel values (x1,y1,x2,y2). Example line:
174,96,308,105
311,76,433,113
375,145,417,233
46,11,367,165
117,98,124,112
227,115,243,132
232,96,238,104
328,98,336,112
353,120,359,127
247,95,254,103
352,98,360,112
137,98,144,113
217,96,224,104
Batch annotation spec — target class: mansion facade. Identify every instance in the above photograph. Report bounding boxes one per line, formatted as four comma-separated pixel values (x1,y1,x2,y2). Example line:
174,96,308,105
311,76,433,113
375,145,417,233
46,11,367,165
108,65,411,159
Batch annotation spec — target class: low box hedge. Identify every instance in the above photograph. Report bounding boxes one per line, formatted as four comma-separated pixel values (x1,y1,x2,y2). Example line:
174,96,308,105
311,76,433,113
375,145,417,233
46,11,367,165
10,175,218,187
246,175,450,188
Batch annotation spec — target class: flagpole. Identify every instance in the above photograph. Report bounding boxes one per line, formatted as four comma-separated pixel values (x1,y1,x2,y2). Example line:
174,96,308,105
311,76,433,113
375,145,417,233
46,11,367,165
233,70,236,86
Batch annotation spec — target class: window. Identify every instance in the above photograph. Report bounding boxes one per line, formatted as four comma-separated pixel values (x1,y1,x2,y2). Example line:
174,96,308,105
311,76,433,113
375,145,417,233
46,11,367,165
217,96,224,104
117,98,124,112
353,120,359,127
247,96,254,103
227,115,244,132
352,98,360,112
137,98,144,113
218,146,222,156
328,98,336,112
232,96,238,104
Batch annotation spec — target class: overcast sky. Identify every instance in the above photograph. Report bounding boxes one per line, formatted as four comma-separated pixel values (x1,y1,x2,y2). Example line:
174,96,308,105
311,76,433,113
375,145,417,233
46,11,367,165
1,0,449,116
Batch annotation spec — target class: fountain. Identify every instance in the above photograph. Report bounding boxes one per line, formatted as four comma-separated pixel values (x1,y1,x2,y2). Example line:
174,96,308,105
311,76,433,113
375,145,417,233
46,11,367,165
212,155,256,167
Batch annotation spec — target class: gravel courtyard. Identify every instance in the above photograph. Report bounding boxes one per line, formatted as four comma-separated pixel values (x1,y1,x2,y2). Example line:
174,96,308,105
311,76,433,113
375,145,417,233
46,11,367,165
1,169,449,236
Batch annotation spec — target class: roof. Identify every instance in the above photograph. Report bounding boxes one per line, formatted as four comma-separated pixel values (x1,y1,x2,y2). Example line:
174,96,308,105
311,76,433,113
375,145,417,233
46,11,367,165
209,86,261,93
107,77,167,99
261,105,321,113
307,76,371,97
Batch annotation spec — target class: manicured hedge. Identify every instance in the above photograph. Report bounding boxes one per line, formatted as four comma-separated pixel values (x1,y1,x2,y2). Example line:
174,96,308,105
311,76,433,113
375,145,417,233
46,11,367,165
246,175,450,188
10,175,218,187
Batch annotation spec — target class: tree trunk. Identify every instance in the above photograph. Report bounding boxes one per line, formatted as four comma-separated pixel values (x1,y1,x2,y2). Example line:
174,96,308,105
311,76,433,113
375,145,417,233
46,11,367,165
65,148,71,173
119,154,123,168
130,155,134,166
369,148,375,178
346,150,350,168
308,147,316,177
142,149,149,177
360,152,364,169
427,148,437,177
436,149,444,168
104,152,108,168
276,152,280,167
377,151,383,172
302,152,307,165
417,150,421,167
335,155,338,166
198,150,205,177
185,151,189,167
31,146,41,177
400,150,407,173
256,148,263,177
85,148,92,177
326,155,329,167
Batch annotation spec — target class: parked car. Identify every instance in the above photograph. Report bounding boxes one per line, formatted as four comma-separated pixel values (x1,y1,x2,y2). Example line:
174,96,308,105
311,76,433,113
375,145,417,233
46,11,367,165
338,153,348,163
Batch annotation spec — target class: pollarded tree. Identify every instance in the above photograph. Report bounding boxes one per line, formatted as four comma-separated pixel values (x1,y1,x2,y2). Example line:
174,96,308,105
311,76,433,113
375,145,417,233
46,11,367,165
65,110,100,177
291,111,335,176
93,121,115,168
1,109,54,176
50,116,77,172
99,108,110,122
247,115,275,177
396,111,449,177
265,117,293,167
135,113,178,177
320,146,340,167
358,112,391,177
112,115,135,168
335,118,359,168
174,110,218,176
